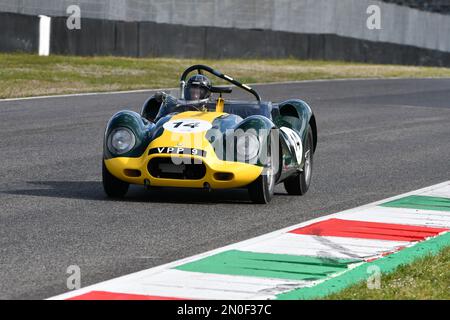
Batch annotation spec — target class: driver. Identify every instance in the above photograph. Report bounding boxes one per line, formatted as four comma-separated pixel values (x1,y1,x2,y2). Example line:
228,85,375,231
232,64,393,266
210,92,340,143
184,74,212,101
153,74,213,119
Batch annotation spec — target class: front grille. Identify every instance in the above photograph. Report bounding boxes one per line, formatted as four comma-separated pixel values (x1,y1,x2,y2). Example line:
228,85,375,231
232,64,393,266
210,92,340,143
148,157,206,180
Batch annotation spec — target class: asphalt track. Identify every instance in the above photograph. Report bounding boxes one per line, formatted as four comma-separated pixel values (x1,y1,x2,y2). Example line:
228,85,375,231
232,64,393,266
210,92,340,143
1,78,450,299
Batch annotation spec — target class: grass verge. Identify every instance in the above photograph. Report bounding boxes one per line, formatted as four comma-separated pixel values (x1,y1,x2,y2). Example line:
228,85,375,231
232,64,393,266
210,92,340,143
2,53,450,99
325,246,450,300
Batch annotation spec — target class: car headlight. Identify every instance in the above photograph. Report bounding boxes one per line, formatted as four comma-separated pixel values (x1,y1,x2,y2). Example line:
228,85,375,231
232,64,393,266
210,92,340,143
236,132,260,161
107,127,136,154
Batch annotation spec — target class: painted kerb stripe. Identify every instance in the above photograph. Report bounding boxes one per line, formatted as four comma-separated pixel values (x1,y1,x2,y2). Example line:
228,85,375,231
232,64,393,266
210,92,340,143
288,218,447,241
67,291,186,300
175,250,359,281
48,181,450,300
381,195,450,212
276,231,450,299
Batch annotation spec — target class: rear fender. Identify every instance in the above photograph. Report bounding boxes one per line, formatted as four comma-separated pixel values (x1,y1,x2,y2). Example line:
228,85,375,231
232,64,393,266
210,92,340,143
141,96,161,122
275,99,316,172
277,100,313,141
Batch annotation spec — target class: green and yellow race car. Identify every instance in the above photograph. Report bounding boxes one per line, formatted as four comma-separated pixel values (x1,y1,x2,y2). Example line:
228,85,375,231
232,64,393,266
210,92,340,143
103,65,317,203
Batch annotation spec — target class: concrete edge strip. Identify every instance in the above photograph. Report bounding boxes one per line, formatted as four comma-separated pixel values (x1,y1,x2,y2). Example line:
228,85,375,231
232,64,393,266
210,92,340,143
48,181,450,300
2,77,450,103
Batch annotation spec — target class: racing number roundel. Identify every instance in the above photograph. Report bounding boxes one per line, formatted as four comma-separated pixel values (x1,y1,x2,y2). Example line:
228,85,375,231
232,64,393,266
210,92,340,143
280,127,303,165
163,119,212,133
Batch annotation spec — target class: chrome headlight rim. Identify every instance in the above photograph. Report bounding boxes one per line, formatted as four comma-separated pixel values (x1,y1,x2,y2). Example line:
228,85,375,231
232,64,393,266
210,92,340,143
107,127,136,155
236,132,260,161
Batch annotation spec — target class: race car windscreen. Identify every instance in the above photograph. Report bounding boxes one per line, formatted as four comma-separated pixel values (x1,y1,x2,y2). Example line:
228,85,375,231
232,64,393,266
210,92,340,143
155,98,212,119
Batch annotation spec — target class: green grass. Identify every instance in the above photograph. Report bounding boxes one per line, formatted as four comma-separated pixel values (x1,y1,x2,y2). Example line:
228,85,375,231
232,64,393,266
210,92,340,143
325,246,450,300
2,53,450,99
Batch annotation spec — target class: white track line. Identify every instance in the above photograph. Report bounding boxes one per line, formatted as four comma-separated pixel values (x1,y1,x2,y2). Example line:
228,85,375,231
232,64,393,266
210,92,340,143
2,77,448,103
0,89,167,102
49,181,450,300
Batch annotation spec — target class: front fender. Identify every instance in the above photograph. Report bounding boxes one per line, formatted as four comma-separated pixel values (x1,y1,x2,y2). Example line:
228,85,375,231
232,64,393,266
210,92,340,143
103,110,154,159
222,115,276,167
234,115,275,132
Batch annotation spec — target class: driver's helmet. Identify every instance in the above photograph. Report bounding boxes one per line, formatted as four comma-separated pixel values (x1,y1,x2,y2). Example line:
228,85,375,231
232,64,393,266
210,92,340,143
184,74,211,101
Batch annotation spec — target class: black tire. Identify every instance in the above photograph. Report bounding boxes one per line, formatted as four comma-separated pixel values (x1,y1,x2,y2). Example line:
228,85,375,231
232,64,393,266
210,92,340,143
248,174,275,204
102,161,129,198
248,136,276,204
284,125,314,195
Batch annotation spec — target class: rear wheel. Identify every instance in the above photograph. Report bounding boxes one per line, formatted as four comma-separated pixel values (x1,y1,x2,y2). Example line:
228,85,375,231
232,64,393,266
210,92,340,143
284,125,314,195
102,161,129,198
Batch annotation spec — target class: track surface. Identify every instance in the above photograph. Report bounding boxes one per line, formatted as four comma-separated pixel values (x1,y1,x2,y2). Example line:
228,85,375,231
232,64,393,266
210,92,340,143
1,78,450,299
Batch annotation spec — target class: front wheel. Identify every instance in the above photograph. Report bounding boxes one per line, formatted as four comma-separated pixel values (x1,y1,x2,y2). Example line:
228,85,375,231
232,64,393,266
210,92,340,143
102,161,129,198
248,139,276,204
284,125,314,195
248,172,275,204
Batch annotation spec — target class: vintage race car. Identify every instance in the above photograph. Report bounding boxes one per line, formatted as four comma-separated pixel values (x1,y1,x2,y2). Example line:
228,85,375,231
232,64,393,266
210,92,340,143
102,65,317,203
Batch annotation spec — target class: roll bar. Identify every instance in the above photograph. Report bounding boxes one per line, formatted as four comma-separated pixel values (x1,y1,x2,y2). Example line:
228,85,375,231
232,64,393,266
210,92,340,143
180,64,261,102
